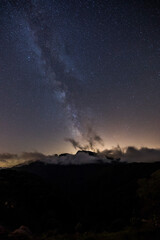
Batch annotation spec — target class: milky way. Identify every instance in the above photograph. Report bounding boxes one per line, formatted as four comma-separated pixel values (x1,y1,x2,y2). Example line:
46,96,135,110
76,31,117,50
0,0,160,154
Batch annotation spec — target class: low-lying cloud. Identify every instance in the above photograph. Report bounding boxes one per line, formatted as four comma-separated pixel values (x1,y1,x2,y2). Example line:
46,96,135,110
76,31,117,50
0,146,160,168
122,147,160,163
0,152,45,168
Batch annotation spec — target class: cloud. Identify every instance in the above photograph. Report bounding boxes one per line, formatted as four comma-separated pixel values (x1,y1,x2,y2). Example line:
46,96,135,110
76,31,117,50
65,138,89,151
85,126,104,151
0,150,109,168
94,135,104,145
65,126,104,152
122,147,160,163
101,145,123,160
65,138,83,150
0,152,45,168
101,146,160,163
1,147,160,168
0,153,18,162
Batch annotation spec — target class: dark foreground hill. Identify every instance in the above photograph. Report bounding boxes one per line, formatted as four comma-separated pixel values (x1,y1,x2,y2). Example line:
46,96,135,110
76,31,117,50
1,161,160,239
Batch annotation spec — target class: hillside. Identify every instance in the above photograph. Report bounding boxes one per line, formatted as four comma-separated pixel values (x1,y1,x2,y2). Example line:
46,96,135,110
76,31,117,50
1,161,160,239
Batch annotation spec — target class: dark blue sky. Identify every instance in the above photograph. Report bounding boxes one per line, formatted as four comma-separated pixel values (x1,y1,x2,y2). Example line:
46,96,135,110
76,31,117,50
0,0,160,154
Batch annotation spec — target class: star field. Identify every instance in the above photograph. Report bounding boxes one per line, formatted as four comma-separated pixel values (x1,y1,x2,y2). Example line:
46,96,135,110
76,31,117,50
0,0,160,154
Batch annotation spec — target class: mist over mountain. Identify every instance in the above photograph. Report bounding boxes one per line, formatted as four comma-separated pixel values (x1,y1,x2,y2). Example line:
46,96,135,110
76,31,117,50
1,147,160,239
0,146,160,168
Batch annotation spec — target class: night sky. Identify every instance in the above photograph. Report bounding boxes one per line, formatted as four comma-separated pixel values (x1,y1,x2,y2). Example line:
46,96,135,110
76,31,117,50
0,0,160,154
